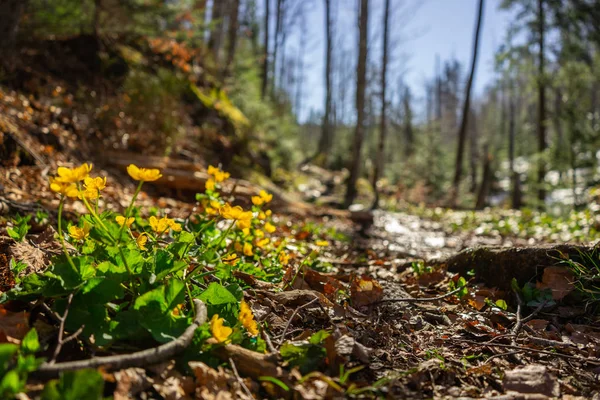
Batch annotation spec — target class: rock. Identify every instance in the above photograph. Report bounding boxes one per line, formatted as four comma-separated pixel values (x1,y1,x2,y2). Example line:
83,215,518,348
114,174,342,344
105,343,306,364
503,364,560,398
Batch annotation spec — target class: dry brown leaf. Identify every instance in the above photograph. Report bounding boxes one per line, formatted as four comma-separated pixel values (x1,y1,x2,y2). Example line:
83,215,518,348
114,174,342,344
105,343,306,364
536,266,574,300
0,305,29,344
350,276,383,308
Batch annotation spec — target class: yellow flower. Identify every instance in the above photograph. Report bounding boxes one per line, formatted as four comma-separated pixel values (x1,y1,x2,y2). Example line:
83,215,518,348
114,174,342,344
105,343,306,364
220,204,251,222
264,222,276,234
251,195,265,206
205,178,216,191
236,218,251,230
241,228,250,236
222,253,239,266
55,163,92,183
49,178,78,198
254,229,264,238
265,210,272,217
149,216,169,233
69,222,91,241
258,212,266,220
256,238,269,248
83,176,106,191
259,190,272,203
127,164,162,182
168,219,182,232
136,233,148,250
315,240,330,247
238,300,259,336
207,165,230,183
78,187,99,200
204,199,221,215
234,242,243,253
116,215,135,228
243,242,253,256
278,252,290,266
210,314,232,343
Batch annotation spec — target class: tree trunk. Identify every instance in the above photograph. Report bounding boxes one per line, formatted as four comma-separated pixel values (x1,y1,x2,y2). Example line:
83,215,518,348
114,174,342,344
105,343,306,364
223,0,241,80
0,0,27,66
208,0,226,64
371,0,391,209
343,0,369,208
452,0,485,203
508,89,521,209
468,108,478,193
475,147,492,209
272,0,284,94
261,0,270,99
315,0,334,165
537,0,547,207
403,87,414,157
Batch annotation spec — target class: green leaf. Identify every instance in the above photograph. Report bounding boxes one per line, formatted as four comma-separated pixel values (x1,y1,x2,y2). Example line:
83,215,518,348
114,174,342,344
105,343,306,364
154,250,188,281
0,344,18,376
168,231,195,259
80,277,125,303
133,279,188,342
42,369,104,400
495,299,508,310
0,369,22,397
309,330,330,345
21,329,40,354
198,282,238,305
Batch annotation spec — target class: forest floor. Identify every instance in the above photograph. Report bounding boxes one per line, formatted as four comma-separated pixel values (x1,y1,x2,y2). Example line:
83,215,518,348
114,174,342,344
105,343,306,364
0,86,599,398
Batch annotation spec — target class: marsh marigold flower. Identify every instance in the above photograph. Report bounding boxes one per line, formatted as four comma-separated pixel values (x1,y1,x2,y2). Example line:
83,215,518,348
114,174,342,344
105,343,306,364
264,222,276,234
243,242,253,256
55,163,92,184
49,178,78,198
251,190,273,206
127,164,162,182
149,216,180,234
210,314,232,343
205,178,216,191
239,300,259,336
84,176,106,191
278,252,290,266
69,222,91,241
222,253,239,266
116,215,134,228
315,240,330,247
256,238,269,248
136,233,148,250
207,165,230,183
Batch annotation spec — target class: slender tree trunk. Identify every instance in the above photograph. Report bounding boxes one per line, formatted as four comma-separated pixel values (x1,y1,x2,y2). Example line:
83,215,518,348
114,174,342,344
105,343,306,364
0,0,27,67
372,0,391,209
272,0,284,94
403,87,414,157
261,0,270,99
537,0,547,207
294,12,306,118
508,86,521,209
315,0,334,165
452,0,485,203
208,0,226,64
223,0,240,80
344,0,369,207
468,108,478,193
475,146,492,209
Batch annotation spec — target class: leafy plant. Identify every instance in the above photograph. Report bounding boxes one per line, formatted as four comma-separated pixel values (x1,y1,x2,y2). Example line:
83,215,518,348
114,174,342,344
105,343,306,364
0,329,44,398
6,214,31,242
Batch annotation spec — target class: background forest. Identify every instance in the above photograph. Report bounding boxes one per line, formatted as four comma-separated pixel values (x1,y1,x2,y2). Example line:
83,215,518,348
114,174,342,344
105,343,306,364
3,0,600,214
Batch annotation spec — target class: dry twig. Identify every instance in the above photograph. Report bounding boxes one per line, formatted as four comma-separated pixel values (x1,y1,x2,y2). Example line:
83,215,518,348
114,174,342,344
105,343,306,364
35,299,207,377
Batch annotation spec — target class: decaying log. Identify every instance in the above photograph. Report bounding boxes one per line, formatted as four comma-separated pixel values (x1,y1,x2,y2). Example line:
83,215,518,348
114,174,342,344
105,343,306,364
435,244,595,291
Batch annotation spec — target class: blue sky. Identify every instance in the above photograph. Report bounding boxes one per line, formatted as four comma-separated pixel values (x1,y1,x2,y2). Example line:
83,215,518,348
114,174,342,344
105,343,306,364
270,0,517,121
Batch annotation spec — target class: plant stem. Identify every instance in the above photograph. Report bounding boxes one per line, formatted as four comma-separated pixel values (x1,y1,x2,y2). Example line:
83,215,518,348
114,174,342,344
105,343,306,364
57,197,79,275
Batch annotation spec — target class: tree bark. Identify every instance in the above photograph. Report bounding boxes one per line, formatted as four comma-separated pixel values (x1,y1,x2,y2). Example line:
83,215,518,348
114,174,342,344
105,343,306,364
223,0,241,80
343,0,369,207
208,0,226,64
0,0,27,66
261,0,270,99
315,0,334,165
452,0,485,203
403,86,414,157
537,0,547,207
371,0,391,209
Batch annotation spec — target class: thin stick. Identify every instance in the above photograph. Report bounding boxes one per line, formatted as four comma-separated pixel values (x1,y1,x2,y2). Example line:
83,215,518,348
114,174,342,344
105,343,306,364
49,293,74,364
277,296,320,347
261,330,277,355
453,338,600,365
35,299,207,377
229,358,255,400
376,285,465,304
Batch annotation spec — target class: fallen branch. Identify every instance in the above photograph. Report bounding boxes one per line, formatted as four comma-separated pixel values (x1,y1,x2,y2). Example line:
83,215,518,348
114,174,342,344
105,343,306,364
277,297,320,347
35,299,207,378
376,285,465,305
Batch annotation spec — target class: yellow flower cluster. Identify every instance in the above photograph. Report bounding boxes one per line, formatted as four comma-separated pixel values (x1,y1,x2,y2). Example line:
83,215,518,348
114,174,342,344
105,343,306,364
127,164,162,182
69,222,91,241
49,163,93,198
206,165,230,191
136,233,148,250
115,216,135,228
149,216,182,235
210,300,259,342
219,203,253,229
79,176,107,200
251,190,273,206
238,300,258,336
